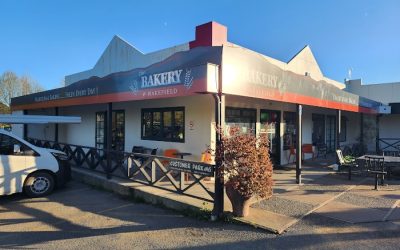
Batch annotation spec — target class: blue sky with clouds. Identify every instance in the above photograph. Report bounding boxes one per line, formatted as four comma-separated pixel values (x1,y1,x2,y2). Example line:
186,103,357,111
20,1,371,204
1,0,399,89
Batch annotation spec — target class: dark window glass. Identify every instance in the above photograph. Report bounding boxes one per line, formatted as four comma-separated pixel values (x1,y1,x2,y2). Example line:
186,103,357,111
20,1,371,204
141,107,185,142
112,110,125,151
283,112,296,150
96,112,106,149
0,134,36,156
340,116,347,142
142,111,151,137
225,107,256,134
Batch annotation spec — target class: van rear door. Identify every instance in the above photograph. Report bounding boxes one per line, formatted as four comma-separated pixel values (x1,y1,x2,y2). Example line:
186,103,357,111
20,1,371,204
0,134,27,195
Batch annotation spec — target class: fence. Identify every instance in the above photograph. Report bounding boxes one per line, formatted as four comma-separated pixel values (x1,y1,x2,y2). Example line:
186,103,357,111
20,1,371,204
377,138,400,153
27,138,216,203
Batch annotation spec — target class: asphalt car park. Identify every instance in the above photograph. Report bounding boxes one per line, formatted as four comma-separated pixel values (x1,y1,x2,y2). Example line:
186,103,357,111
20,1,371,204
1,180,400,250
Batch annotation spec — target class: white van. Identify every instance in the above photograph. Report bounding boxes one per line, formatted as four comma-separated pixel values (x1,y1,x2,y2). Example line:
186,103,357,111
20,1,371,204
0,129,71,197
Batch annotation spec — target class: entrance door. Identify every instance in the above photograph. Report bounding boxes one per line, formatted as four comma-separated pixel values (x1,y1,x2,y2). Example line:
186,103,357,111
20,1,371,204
326,115,336,152
95,110,125,151
260,110,281,166
312,114,325,145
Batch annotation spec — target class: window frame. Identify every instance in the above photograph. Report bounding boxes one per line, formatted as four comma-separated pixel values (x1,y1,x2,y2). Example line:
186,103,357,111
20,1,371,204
141,107,185,143
225,107,257,135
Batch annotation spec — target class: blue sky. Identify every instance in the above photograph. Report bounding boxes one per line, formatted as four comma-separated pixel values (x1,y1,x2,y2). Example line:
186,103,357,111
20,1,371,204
1,0,399,90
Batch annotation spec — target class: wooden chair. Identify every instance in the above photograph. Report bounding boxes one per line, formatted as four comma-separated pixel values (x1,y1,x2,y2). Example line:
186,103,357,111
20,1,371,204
302,144,314,160
201,152,213,164
288,145,296,163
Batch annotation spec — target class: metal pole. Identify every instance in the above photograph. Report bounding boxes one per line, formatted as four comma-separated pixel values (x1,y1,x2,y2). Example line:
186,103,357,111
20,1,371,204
55,107,59,142
296,104,302,184
376,114,381,154
106,103,113,179
212,93,225,219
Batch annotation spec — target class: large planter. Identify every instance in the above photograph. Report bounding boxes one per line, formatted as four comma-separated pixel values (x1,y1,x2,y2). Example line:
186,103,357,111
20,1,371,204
225,183,252,217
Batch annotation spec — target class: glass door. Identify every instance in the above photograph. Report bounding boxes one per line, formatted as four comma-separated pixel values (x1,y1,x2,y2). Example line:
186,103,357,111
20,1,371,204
260,109,281,166
312,114,325,145
326,115,336,152
95,110,125,151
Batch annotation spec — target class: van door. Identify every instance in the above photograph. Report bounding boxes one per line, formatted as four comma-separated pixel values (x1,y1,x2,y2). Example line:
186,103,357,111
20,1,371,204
0,134,27,195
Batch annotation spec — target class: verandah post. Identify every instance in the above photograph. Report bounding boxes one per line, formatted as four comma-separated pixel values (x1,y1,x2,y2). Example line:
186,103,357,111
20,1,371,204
296,104,302,184
212,93,225,220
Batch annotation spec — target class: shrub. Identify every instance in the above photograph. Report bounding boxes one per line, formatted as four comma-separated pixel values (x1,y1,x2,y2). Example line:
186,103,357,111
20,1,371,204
215,126,274,199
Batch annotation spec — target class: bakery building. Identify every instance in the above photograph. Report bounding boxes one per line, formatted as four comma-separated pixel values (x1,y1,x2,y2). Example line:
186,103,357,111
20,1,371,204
11,21,385,167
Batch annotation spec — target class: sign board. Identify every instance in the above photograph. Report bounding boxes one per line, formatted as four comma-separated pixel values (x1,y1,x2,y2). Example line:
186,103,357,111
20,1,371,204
169,160,214,177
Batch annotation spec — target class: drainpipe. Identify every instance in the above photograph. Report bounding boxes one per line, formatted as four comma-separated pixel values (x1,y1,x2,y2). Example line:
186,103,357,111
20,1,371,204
336,109,341,150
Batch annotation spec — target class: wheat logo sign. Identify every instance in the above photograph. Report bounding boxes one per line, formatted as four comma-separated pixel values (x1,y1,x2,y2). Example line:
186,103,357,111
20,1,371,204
184,69,194,89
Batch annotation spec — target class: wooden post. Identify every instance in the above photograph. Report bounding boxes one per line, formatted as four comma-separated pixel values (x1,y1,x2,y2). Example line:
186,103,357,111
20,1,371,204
296,104,302,184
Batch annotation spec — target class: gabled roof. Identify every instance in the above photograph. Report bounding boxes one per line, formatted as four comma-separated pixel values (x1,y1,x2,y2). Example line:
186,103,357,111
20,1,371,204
287,45,324,80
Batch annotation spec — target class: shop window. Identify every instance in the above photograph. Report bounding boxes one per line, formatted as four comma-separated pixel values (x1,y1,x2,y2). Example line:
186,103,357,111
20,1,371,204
95,110,125,150
95,112,106,149
141,107,185,142
225,107,256,134
283,112,296,150
112,110,125,151
340,116,347,142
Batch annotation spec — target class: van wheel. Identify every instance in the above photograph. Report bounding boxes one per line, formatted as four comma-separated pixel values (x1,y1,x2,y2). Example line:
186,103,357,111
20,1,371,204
24,172,55,197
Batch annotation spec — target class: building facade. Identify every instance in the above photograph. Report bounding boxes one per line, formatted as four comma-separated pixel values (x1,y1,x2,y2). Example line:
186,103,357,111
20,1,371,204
11,22,383,166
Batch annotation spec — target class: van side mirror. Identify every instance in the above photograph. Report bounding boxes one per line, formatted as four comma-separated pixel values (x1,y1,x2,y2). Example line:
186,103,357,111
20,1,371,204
13,144,21,154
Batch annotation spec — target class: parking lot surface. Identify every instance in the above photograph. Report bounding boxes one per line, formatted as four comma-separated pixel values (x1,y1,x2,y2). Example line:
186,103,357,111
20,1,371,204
1,181,400,249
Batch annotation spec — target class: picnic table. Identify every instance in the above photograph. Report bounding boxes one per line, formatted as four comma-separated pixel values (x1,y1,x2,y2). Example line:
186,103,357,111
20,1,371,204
357,155,400,189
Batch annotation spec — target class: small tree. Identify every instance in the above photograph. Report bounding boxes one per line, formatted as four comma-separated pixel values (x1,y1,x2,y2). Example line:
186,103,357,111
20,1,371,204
215,126,274,216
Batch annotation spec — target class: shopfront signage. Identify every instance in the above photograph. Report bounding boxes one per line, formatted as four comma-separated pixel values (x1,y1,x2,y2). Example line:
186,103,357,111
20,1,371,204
169,160,214,177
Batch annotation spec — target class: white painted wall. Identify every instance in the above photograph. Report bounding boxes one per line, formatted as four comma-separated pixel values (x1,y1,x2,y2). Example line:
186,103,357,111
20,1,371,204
380,114,400,138
56,95,215,161
25,108,56,141
346,79,400,104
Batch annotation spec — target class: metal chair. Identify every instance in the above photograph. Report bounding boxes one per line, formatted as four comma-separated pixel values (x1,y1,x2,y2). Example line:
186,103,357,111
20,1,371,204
336,149,358,180
365,156,387,190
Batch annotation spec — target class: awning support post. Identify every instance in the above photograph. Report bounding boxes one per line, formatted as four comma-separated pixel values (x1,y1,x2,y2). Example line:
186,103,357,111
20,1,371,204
106,102,113,179
212,93,225,220
296,104,302,184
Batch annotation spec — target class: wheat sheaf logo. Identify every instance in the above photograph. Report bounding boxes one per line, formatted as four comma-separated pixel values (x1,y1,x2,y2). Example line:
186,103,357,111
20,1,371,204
184,69,194,89
129,80,139,95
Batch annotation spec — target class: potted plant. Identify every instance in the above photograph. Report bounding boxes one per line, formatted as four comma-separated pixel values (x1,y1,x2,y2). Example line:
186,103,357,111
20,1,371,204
216,126,274,217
